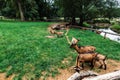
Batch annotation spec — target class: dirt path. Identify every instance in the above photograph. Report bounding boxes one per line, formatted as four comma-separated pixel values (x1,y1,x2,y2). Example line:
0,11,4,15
0,73,14,80
46,59,120,80
0,59,120,80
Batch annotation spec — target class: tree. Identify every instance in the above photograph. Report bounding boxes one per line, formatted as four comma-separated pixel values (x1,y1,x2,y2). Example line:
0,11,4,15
1,0,54,21
76,0,99,25
56,0,100,25
17,0,25,21
105,0,119,19
34,0,55,20
2,0,25,21
55,0,119,26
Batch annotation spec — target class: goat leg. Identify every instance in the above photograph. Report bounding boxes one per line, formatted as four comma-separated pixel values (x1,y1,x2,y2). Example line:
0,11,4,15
103,61,107,70
99,60,103,69
81,62,84,69
76,56,80,68
90,60,95,69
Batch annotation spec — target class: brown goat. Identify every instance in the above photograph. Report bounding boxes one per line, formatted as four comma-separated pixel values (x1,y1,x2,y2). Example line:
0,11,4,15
70,37,96,53
95,53,107,70
70,38,106,70
48,27,55,34
70,43,96,54
75,53,107,70
49,27,64,37
54,31,64,37
75,53,97,69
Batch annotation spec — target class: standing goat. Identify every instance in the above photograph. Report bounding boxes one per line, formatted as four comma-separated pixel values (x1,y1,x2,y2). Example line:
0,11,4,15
75,53,107,70
75,53,97,70
70,37,106,70
70,42,96,54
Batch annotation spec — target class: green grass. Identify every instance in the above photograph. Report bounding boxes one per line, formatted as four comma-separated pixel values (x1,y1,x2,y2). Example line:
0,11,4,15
111,23,120,33
0,21,120,79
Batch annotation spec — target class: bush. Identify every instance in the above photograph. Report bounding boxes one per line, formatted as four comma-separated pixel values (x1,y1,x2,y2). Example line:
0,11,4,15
83,22,91,27
111,23,120,33
93,19,110,24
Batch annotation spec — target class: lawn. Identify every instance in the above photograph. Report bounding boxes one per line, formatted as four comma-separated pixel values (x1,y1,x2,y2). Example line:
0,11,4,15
111,22,120,33
0,21,120,79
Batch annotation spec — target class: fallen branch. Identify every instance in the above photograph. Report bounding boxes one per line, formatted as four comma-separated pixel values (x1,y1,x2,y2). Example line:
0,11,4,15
83,70,120,80
68,70,120,80
67,70,98,80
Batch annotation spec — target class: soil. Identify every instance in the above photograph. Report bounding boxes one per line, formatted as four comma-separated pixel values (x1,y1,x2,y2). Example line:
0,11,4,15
46,59,120,80
0,59,120,80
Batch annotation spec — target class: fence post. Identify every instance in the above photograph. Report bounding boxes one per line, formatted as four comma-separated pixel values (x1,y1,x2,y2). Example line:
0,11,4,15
104,32,107,39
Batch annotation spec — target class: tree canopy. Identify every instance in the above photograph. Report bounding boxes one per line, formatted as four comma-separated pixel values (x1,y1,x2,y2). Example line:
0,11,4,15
0,0,120,23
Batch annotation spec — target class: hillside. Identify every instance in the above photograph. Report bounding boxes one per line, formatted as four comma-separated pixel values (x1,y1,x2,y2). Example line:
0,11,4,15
0,22,120,80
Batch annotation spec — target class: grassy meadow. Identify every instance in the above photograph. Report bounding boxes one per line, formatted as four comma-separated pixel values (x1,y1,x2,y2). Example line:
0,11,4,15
111,22,120,33
0,21,120,79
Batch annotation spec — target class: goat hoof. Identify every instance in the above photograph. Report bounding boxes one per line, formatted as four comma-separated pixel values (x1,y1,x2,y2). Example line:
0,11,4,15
73,66,81,72
104,68,107,70
75,68,81,72
73,66,78,69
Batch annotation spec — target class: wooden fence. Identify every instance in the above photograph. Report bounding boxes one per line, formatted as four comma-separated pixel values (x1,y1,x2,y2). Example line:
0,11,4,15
69,25,120,39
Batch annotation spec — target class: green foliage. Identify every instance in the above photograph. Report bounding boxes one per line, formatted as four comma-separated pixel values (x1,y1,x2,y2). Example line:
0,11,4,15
83,22,91,27
93,19,110,23
0,22,120,79
112,23,120,29
1,0,55,21
111,22,120,33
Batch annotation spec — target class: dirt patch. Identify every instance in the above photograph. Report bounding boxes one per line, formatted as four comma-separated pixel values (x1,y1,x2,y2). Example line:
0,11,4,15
97,59,120,74
0,73,15,80
46,59,120,80
0,59,120,80
47,68,73,80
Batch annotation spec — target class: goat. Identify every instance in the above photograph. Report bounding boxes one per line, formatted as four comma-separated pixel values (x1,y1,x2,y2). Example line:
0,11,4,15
71,37,79,45
54,31,64,37
70,37,96,53
75,53,97,70
94,53,107,70
49,27,64,37
70,43,96,54
48,27,55,34
75,53,107,70
70,38,106,70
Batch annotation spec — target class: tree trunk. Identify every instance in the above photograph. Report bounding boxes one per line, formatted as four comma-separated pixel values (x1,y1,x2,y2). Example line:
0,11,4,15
67,70,120,80
67,71,98,80
71,17,76,25
79,16,84,26
17,0,25,21
84,70,120,80
34,0,44,21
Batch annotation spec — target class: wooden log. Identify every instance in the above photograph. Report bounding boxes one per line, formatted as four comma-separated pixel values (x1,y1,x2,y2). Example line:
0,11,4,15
67,71,99,80
67,72,80,80
83,70,120,80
